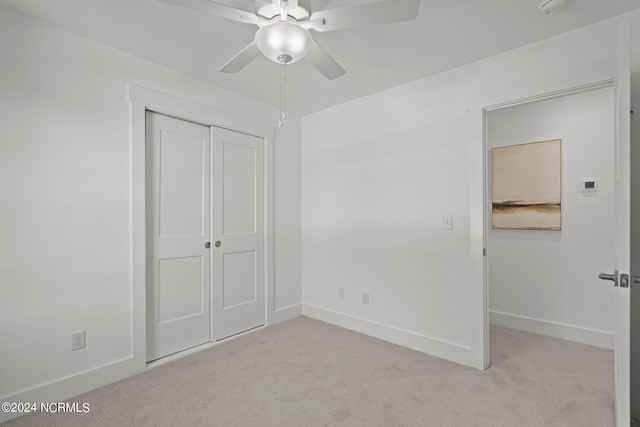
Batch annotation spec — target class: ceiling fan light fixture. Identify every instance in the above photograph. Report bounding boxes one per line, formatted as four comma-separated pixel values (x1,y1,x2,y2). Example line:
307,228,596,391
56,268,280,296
255,21,312,64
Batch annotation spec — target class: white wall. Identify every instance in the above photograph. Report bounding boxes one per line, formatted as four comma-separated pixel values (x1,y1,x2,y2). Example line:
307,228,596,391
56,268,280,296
487,88,615,348
302,12,639,366
0,6,301,417
273,122,303,312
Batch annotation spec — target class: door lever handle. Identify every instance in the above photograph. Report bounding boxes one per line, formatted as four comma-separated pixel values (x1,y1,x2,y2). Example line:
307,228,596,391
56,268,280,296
598,270,618,287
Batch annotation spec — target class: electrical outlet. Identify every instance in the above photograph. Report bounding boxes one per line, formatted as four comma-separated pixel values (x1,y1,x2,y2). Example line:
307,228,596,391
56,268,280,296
71,330,86,351
362,292,369,305
338,288,345,299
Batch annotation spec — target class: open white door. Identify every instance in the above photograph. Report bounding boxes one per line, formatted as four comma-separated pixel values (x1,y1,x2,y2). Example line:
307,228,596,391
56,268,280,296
610,20,631,427
598,20,631,426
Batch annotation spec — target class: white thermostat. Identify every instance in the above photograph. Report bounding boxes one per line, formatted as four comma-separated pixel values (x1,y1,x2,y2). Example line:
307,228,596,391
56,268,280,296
581,179,598,192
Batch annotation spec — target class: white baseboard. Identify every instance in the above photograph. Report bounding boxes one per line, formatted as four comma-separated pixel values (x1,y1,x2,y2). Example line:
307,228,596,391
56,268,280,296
489,310,614,349
0,357,142,423
302,304,473,367
270,303,302,324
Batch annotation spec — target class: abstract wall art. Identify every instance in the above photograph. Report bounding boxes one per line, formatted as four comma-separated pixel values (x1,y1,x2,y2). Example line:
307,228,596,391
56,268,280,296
492,139,561,231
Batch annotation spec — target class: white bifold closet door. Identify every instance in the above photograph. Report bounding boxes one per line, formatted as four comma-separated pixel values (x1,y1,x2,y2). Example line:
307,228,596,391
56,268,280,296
211,127,264,341
146,112,264,362
146,112,211,362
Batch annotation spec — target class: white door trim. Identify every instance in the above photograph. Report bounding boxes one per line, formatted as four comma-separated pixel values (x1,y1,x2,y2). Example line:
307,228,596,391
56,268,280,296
466,57,616,371
129,84,275,370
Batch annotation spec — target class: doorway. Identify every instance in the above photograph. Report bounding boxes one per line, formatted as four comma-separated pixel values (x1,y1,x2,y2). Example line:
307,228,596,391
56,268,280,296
486,86,616,354
145,111,265,362
484,85,619,412
484,87,617,417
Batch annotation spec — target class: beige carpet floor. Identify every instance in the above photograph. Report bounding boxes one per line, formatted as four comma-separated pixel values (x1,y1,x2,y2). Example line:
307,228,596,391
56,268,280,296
4,316,614,426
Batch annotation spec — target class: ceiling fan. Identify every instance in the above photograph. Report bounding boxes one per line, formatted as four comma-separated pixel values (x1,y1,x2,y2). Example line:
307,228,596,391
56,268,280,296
156,0,421,80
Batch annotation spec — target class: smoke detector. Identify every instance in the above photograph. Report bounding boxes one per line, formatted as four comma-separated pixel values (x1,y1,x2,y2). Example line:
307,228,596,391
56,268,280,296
539,0,561,16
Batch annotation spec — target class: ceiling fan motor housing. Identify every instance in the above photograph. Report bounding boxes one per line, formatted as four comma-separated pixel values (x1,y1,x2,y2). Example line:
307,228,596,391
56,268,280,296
255,0,312,20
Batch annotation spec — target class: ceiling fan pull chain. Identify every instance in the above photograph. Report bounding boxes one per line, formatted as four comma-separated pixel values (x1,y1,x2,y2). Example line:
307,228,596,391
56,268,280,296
279,60,288,127
283,61,287,122
279,62,284,127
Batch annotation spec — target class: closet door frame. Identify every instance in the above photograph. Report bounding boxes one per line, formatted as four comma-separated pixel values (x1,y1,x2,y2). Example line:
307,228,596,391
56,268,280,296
129,84,275,370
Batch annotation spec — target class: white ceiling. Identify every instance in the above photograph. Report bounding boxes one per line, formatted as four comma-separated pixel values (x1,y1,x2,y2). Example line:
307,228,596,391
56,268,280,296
2,0,639,115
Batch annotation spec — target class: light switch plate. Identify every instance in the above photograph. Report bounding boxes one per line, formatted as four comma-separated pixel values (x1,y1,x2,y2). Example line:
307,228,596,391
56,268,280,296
443,215,453,230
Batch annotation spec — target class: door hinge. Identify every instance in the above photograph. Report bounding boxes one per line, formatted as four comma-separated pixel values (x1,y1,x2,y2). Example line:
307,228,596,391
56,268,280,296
483,248,487,256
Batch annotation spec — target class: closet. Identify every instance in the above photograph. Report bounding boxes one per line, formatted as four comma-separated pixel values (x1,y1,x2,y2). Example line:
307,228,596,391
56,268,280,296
145,112,265,361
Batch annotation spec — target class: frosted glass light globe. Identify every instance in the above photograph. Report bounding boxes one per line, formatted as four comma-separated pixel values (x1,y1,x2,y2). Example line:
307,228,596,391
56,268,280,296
255,22,312,64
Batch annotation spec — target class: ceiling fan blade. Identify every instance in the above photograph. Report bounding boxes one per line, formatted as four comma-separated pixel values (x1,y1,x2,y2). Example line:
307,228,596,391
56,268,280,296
219,41,261,73
306,41,345,80
299,18,325,30
156,0,260,25
310,0,419,33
